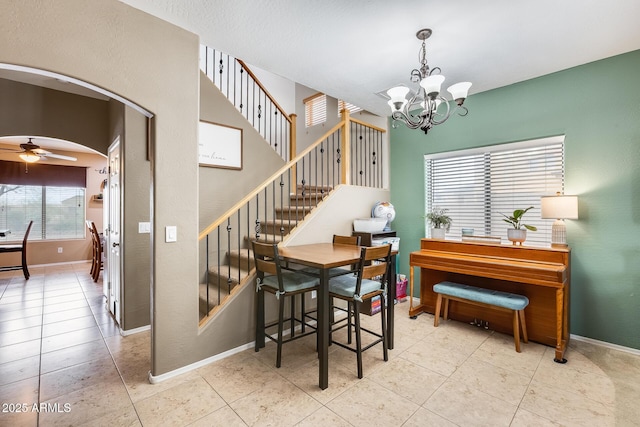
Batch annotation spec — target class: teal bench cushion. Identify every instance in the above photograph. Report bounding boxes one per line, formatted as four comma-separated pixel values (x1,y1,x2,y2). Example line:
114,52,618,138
433,281,529,311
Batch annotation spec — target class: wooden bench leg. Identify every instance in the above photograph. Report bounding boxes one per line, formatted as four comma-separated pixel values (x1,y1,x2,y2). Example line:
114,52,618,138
512,311,521,353
434,294,443,327
518,310,528,343
443,297,450,320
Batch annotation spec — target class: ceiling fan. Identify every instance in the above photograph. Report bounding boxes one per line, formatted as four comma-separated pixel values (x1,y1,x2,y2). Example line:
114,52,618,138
0,137,77,163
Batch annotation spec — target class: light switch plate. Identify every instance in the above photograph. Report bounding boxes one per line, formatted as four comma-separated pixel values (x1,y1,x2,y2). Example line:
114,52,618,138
138,222,151,234
165,225,177,242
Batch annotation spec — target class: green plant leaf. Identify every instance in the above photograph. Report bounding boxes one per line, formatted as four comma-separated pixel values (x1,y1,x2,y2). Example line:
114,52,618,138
524,224,537,231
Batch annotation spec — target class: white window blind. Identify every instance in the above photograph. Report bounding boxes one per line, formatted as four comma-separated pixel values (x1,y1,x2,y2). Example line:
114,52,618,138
304,93,326,127
425,136,565,247
0,184,85,241
338,100,363,116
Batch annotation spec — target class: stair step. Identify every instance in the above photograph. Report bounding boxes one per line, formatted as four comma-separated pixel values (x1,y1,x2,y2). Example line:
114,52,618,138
297,184,333,192
274,205,313,220
207,265,250,286
226,248,255,270
246,233,284,244
260,219,298,235
289,193,326,203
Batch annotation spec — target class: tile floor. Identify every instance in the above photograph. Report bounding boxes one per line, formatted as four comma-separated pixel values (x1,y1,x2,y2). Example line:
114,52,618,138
1,262,639,426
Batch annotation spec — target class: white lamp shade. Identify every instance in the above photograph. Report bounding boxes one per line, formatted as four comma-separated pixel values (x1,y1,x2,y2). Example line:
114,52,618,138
447,82,472,101
386,86,410,103
419,75,445,96
541,195,578,219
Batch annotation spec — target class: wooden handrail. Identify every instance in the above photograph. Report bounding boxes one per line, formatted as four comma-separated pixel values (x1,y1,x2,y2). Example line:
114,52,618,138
237,59,292,125
349,116,387,133
198,114,387,240
199,120,345,240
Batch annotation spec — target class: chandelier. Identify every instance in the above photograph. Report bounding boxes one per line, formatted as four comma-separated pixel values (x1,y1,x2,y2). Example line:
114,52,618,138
387,28,472,134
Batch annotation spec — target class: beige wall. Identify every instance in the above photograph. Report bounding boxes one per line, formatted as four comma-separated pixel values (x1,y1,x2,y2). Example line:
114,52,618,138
198,73,285,230
283,185,391,247
0,77,109,266
122,106,152,330
1,0,202,375
0,78,110,153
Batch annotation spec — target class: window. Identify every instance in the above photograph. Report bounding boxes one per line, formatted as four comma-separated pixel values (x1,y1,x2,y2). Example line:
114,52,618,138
424,136,565,247
0,185,86,241
338,100,363,116
304,93,326,127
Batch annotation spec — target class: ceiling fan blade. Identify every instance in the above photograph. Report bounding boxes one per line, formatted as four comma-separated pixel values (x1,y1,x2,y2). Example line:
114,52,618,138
42,152,77,161
0,147,22,152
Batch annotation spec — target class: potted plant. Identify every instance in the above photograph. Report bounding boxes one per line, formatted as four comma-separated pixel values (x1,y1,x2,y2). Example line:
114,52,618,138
426,207,452,239
501,206,537,245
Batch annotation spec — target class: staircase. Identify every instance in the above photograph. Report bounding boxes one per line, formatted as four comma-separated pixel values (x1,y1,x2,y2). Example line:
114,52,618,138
197,44,386,325
199,184,329,317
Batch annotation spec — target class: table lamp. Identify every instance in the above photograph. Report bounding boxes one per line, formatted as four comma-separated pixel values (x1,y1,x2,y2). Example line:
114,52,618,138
540,192,578,248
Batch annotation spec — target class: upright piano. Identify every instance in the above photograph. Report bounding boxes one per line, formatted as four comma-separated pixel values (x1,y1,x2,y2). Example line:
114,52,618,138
409,239,570,362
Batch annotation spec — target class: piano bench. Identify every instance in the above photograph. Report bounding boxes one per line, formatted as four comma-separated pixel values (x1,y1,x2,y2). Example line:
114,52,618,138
433,281,530,352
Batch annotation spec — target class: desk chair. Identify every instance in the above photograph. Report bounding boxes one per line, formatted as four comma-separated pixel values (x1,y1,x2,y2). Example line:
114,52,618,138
0,220,34,280
329,243,391,378
252,241,319,368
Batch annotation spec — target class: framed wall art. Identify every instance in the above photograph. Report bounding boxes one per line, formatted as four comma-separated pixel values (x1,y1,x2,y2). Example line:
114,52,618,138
198,120,243,169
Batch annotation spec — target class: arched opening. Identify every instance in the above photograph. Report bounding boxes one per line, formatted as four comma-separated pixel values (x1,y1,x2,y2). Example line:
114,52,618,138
0,64,153,333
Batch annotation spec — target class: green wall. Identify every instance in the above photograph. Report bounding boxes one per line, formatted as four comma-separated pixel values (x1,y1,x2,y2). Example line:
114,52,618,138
390,49,640,350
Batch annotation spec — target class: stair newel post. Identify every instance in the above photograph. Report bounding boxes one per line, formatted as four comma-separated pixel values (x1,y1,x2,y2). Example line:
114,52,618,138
320,141,325,200
341,109,351,185
279,174,285,241
271,180,276,242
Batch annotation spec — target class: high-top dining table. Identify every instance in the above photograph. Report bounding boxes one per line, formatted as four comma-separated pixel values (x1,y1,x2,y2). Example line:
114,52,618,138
278,242,396,390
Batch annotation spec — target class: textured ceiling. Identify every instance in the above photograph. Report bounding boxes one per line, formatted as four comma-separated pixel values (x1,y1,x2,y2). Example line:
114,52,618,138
119,0,640,116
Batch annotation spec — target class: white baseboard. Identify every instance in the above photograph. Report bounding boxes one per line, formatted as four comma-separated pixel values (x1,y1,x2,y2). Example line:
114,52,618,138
30,260,90,268
121,324,150,336
570,334,640,356
148,342,254,384
148,315,327,384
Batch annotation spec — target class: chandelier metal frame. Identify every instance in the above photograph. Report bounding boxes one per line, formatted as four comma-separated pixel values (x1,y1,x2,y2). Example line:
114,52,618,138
387,28,471,134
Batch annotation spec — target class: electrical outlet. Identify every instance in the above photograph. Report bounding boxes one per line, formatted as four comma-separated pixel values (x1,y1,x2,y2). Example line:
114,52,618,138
311,290,317,299
57,247,63,253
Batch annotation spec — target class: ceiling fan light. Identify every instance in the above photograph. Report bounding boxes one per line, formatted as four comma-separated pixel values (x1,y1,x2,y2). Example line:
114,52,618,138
419,75,445,98
447,82,472,104
19,151,40,163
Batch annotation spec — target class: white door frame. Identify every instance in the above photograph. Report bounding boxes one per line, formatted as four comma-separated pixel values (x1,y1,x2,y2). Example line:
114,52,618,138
107,137,122,325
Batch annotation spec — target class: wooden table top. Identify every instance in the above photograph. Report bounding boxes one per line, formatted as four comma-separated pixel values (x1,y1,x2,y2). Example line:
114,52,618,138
278,243,362,269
